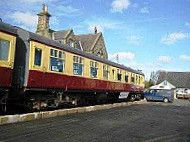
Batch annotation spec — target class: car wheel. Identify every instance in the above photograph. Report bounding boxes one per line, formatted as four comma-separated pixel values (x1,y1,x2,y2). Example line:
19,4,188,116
163,98,169,103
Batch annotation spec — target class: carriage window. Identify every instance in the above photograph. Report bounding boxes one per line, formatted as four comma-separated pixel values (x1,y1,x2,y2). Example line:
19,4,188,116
131,75,135,83
90,61,98,78
50,49,65,72
125,72,128,83
73,56,84,75
103,64,110,80
141,77,144,84
117,69,122,81
34,48,42,66
112,69,115,80
0,39,10,61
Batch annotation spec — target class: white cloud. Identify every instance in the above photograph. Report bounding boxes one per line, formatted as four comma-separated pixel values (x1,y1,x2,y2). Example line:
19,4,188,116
111,0,131,13
109,52,135,61
54,5,80,17
87,22,117,33
85,17,122,33
157,56,171,63
180,55,190,62
21,0,53,3
7,11,37,31
126,35,143,45
185,22,190,28
140,7,149,14
161,32,188,45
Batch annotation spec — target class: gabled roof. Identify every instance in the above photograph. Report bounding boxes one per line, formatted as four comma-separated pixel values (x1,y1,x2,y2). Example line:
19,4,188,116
150,80,175,90
75,33,101,52
53,30,71,40
156,71,190,88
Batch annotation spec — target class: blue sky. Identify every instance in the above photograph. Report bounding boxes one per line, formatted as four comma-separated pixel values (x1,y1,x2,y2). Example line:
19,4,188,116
0,0,190,79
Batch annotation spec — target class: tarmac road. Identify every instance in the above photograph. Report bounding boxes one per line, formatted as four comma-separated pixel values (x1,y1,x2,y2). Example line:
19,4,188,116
0,101,190,142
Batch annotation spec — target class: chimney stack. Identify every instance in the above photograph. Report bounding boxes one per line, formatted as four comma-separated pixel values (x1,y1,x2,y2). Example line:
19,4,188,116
36,4,51,38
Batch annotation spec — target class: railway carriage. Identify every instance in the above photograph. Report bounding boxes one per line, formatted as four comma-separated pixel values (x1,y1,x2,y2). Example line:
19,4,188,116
0,22,17,111
0,22,145,112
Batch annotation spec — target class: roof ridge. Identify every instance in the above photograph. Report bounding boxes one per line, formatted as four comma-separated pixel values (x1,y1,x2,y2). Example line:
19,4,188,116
76,32,101,36
53,29,71,33
167,71,190,73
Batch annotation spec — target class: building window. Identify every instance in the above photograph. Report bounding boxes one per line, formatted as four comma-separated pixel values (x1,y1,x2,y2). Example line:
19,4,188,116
50,49,65,72
68,39,74,48
34,48,42,66
136,75,138,84
125,72,128,83
139,76,141,84
0,39,10,61
103,64,110,80
90,61,98,78
117,69,122,81
97,49,103,58
73,56,84,75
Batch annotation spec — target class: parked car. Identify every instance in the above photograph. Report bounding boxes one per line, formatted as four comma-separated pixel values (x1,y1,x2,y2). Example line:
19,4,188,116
144,89,174,103
177,93,190,99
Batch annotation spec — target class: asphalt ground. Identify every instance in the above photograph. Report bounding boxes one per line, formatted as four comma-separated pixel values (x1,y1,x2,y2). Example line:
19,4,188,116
0,100,190,142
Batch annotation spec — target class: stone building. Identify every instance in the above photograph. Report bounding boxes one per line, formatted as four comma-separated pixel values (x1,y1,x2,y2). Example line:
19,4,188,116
36,4,108,59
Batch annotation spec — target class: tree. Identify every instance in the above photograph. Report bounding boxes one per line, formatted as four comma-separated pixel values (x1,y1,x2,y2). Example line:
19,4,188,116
145,80,154,89
150,70,161,85
145,70,162,89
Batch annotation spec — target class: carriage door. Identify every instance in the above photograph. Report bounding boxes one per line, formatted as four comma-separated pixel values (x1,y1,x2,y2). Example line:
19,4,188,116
0,34,16,87
31,45,46,88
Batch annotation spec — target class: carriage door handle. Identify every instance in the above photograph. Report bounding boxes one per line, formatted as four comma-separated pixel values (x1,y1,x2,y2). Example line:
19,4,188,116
43,66,46,73
9,61,14,68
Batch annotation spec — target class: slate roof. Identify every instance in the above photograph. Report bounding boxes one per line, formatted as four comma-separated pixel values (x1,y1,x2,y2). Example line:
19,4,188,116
0,22,17,35
156,71,190,88
75,33,101,52
53,30,71,40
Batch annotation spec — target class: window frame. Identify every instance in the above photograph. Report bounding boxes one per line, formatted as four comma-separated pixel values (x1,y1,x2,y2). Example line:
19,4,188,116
34,47,42,67
125,72,129,83
73,55,84,76
103,64,110,80
90,61,98,78
0,38,11,61
131,74,135,83
117,69,122,81
49,48,65,73
68,39,74,48
112,69,115,80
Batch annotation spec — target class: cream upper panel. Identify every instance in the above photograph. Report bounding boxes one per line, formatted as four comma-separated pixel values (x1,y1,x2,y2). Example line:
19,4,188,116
0,31,16,69
30,41,145,85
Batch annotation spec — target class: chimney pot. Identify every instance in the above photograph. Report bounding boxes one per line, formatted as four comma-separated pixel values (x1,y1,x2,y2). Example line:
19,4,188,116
94,27,97,34
44,5,48,12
